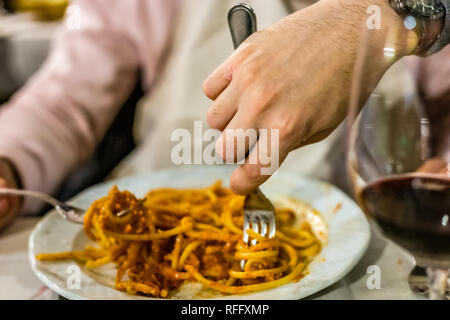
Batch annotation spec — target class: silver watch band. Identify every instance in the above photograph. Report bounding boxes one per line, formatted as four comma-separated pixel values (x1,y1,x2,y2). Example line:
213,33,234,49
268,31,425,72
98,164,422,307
427,0,450,54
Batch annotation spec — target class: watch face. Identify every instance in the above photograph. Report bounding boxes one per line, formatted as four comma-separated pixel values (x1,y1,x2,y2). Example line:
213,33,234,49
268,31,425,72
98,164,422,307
405,0,445,19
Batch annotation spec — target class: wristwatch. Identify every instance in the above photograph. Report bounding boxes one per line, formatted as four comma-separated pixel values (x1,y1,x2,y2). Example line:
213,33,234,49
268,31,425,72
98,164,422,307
390,0,445,19
389,0,450,54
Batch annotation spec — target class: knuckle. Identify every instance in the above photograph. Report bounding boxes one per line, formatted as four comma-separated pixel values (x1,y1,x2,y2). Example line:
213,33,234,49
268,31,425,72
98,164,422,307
275,114,313,146
277,117,297,140
215,137,229,162
241,61,259,78
206,107,220,128
279,125,295,141
243,86,278,118
206,104,225,129
247,100,266,116
236,40,256,58
299,121,313,140
244,164,263,182
202,80,214,99
236,61,259,87
255,86,277,111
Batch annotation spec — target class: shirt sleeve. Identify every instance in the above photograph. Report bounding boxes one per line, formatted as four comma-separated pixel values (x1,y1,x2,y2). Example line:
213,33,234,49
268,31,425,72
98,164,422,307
0,0,172,214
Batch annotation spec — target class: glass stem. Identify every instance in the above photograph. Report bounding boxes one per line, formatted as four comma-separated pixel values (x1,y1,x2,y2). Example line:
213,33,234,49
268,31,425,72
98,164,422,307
426,267,448,300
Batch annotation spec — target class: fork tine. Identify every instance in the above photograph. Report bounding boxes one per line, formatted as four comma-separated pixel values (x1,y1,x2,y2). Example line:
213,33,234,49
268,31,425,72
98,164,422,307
241,212,253,270
260,215,268,238
241,213,250,270
268,212,276,238
250,214,260,245
243,212,250,244
241,188,276,270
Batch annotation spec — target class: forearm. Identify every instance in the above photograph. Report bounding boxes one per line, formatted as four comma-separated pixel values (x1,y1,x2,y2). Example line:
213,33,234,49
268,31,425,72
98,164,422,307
318,0,438,105
283,0,419,107
332,0,418,69
0,0,139,215
334,0,444,55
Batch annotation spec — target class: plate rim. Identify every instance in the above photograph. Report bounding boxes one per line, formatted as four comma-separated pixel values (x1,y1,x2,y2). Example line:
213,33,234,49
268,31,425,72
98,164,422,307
28,166,371,300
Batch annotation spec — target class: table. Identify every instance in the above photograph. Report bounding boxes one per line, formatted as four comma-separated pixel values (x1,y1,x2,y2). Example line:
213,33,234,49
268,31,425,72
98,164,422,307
0,216,421,300
0,217,57,299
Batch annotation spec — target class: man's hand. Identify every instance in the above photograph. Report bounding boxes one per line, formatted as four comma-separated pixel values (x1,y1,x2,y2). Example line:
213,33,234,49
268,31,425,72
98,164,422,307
0,159,21,230
204,0,418,194
417,158,449,175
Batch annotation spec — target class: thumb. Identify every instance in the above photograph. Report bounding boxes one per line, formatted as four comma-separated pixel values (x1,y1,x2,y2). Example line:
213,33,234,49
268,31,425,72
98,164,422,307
417,158,449,175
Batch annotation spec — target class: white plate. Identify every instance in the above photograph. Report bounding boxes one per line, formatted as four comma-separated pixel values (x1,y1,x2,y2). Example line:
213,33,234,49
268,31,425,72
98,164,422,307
29,166,370,300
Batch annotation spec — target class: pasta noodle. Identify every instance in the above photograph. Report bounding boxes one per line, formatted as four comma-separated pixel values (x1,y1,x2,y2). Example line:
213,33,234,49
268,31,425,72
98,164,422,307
36,181,322,298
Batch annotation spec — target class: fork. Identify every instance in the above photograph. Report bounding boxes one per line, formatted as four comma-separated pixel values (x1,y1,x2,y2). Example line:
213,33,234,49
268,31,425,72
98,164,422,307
227,3,277,269
0,188,135,224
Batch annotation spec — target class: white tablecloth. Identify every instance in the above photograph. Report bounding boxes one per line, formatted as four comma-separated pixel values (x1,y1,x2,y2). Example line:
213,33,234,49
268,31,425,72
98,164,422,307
0,217,421,300
0,217,58,299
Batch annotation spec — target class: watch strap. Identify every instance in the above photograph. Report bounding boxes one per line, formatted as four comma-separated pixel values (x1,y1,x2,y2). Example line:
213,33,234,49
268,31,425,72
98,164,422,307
426,0,450,55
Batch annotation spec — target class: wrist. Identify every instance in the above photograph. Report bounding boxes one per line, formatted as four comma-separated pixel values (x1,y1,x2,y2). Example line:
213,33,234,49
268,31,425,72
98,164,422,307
414,18,443,55
326,0,421,57
388,0,444,55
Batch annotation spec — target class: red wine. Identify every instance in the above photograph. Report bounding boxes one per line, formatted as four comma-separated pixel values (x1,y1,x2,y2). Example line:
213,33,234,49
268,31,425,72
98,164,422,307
360,174,450,263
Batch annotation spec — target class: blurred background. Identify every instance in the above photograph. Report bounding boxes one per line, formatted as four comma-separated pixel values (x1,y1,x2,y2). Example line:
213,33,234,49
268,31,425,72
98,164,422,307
0,0,67,103
0,0,142,211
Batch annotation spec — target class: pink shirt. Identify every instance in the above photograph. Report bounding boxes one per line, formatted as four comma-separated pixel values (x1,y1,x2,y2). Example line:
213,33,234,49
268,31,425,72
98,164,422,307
0,0,178,213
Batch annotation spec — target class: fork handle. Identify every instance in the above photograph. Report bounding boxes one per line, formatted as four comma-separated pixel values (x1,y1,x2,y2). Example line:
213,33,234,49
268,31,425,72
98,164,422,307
228,3,257,50
0,188,65,208
228,4,262,197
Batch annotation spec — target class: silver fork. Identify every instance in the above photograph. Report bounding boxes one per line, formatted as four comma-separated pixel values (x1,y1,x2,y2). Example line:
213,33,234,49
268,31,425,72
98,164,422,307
0,188,135,224
227,4,277,269
242,188,276,241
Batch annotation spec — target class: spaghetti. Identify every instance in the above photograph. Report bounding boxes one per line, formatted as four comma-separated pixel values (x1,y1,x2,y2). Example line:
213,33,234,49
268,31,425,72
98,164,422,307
36,181,322,298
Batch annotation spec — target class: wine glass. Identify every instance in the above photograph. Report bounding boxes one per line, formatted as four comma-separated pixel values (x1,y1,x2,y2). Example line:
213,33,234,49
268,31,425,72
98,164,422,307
347,67,450,299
